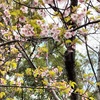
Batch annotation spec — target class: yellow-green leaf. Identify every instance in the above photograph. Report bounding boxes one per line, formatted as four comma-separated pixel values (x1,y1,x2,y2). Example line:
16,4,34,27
6,98,14,100
65,40,72,44
96,82,100,86
42,79,48,85
69,81,77,88
25,68,33,75
49,71,56,77
89,97,95,100
0,22,4,27
57,66,63,72
0,92,5,99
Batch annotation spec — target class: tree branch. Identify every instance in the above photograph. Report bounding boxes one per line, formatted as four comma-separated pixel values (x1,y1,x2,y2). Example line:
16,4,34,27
0,40,19,47
71,20,100,32
85,37,100,92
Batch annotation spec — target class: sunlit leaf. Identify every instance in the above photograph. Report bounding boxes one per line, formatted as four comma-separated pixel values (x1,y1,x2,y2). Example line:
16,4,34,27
69,81,77,88
0,92,5,99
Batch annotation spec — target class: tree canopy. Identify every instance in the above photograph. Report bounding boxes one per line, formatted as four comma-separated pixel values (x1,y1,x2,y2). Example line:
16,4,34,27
0,0,100,100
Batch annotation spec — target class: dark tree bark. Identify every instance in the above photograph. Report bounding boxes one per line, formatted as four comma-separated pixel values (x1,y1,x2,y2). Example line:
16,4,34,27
64,48,76,82
64,0,78,100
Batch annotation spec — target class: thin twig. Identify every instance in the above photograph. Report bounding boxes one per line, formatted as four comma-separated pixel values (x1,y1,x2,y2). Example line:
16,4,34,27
71,20,100,31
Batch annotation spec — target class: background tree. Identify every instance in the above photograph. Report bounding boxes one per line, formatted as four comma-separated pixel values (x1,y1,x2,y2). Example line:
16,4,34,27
0,0,100,100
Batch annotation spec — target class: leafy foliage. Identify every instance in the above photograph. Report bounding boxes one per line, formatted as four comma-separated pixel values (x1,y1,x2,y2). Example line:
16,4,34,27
0,0,100,100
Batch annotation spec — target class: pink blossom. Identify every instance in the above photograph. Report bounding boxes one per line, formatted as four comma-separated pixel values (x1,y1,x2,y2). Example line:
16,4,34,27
0,4,3,8
20,28,33,36
71,32,76,36
71,14,78,21
17,23,22,28
64,8,70,17
31,9,35,13
16,53,22,61
38,9,46,17
79,0,84,3
20,6,28,13
36,20,43,25
52,33,59,41
58,0,63,2
1,29,9,35
68,89,74,96
35,54,40,58
19,16,26,23
41,71,48,77
4,9,11,18
78,29,87,35
43,0,53,4
18,53,22,58
41,25,48,30
50,24,60,41
2,16,8,25
53,68,58,73
72,44,76,49
82,93,87,100
20,24,34,37
64,32,72,39
33,0,39,6
51,28,57,34
40,29,49,37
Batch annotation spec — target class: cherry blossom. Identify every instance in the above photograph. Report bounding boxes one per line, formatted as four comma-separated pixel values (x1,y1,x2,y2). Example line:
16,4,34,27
19,16,26,23
2,16,8,25
17,23,22,28
20,24,34,37
64,8,70,17
39,24,50,37
1,29,9,35
4,9,11,18
38,9,46,17
20,6,28,13
31,9,35,13
13,34,20,40
64,32,72,39
49,23,60,41
0,3,7,10
36,20,43,25
40,29,49,37
43,0,53,4
33,0,39,6
79,0,85,3
71,14,78,21
53,68,58,73
72,44,76,49
51,29,60,41
0,4,3,8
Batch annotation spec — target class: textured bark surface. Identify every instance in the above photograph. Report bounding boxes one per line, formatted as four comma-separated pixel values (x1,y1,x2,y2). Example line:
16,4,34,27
64,0,78,100
64,49,76,82
64,44,78,100
97,48,100,99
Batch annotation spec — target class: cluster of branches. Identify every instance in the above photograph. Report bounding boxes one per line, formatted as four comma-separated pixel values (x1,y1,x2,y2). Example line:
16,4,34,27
0,0,100,100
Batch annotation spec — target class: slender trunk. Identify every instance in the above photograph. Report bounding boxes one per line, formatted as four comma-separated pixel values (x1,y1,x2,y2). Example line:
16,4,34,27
64,43,78,100
64,0,78,99
97,47,100,99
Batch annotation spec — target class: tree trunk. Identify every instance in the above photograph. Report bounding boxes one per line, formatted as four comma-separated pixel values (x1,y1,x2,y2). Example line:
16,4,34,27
97,47,100,99
64,0,78,100
64,45,78,100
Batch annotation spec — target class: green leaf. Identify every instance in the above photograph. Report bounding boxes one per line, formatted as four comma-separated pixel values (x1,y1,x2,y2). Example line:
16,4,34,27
69,81,77,88
89,97,95,100
0,92,5,99
10,10,21,16
65,40,72,44
73,38,82,45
